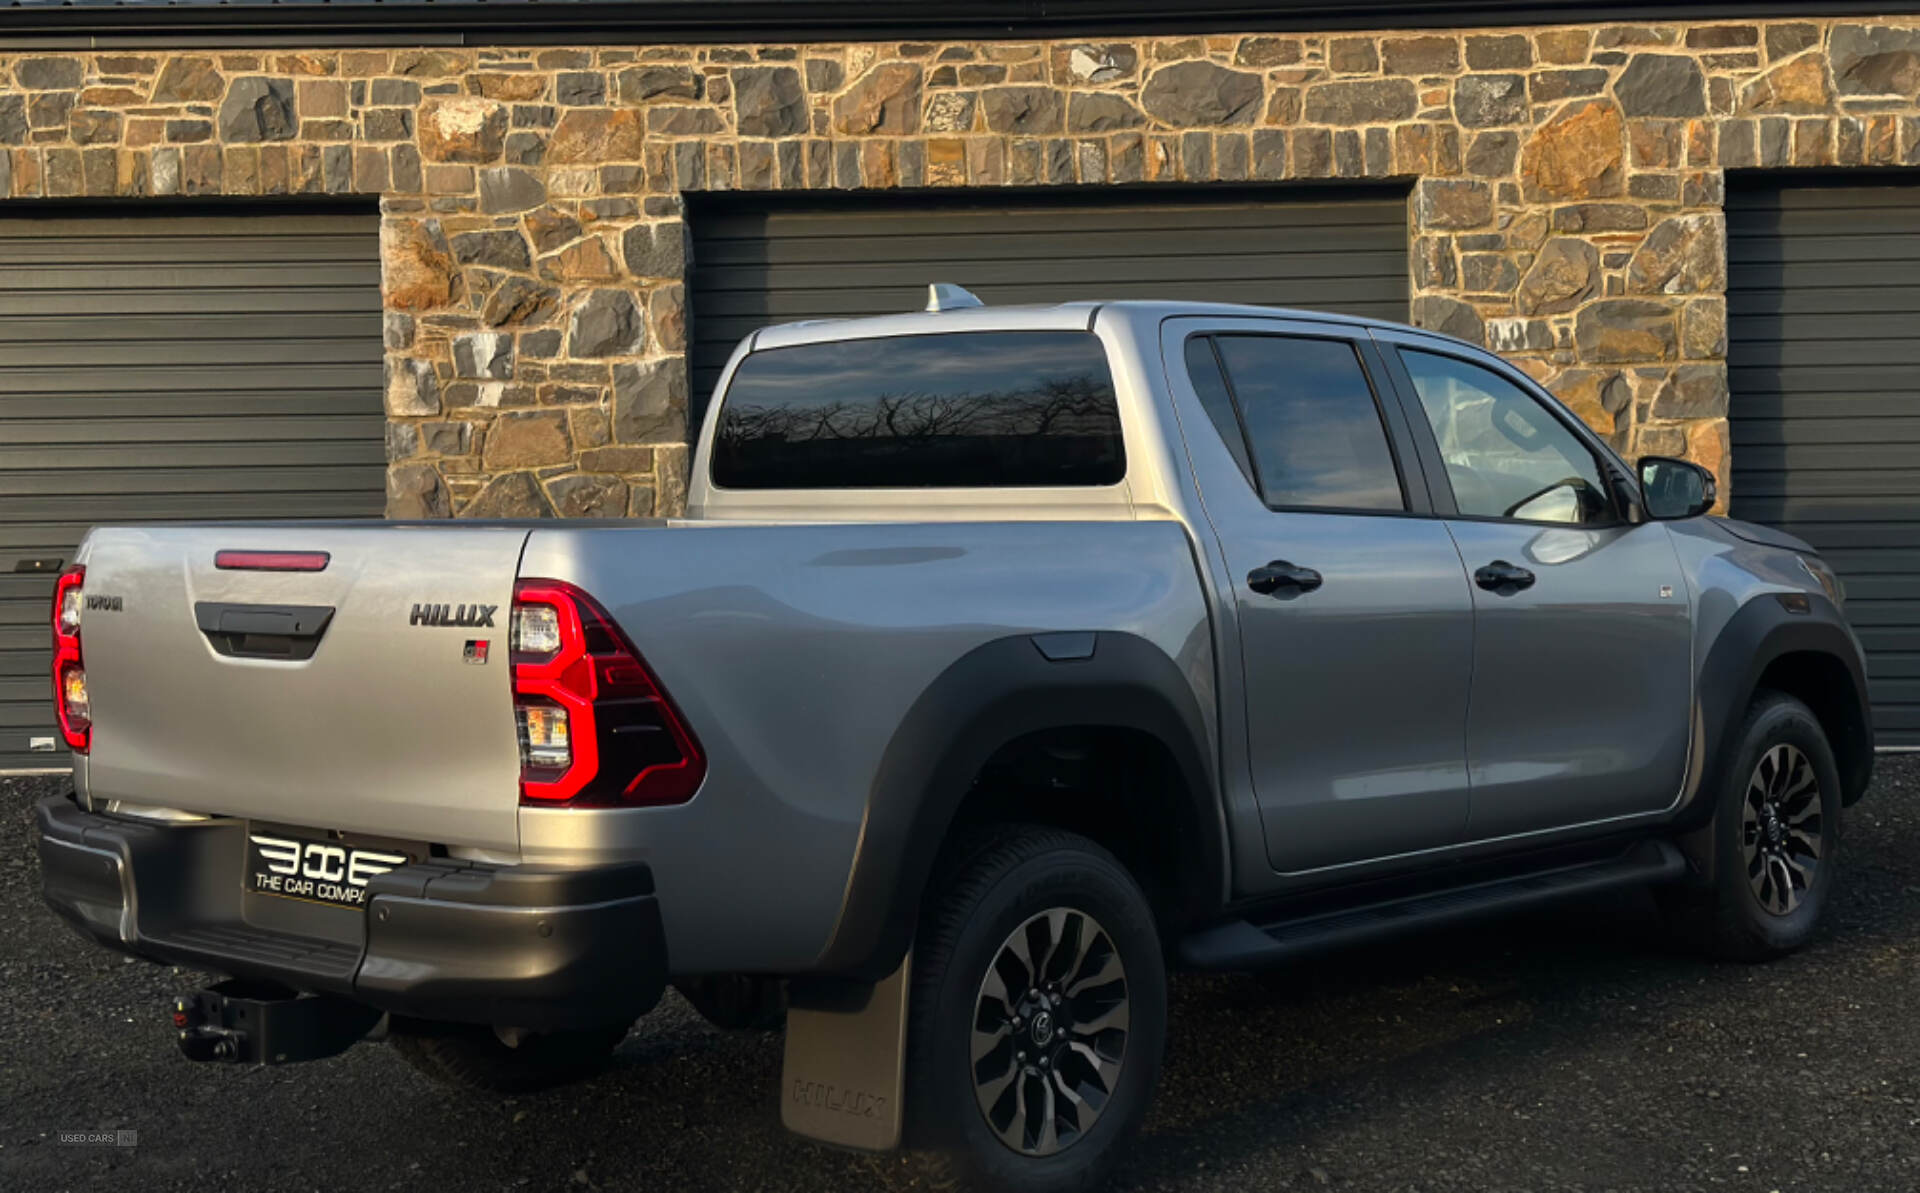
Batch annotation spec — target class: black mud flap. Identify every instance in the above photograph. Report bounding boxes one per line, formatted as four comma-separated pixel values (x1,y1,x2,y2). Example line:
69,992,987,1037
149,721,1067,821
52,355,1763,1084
173,979,382,1065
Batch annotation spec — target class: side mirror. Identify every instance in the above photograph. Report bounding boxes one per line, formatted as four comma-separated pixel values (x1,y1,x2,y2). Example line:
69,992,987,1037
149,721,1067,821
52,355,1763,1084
1638,455,1716,520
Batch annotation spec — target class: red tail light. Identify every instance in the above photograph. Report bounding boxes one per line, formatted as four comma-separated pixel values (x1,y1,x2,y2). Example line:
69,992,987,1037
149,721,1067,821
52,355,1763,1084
51,566,89,752
510,578,705,806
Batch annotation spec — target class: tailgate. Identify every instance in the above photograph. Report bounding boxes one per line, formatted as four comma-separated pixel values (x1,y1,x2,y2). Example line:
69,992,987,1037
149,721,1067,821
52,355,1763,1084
78,524,529,853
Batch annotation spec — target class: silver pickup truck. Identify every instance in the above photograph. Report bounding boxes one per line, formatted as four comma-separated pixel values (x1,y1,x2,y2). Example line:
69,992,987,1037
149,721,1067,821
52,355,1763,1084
37,290,1872,1193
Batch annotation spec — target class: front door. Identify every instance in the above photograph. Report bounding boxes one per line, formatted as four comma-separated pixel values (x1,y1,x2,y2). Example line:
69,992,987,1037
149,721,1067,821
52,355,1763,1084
1377,335,1694,839
1178,325,1476,873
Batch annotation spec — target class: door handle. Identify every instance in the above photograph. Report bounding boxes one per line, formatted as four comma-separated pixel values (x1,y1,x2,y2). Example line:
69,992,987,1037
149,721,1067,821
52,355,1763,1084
1247,560,1323,596
1474,560,1536,593
193,601,336,661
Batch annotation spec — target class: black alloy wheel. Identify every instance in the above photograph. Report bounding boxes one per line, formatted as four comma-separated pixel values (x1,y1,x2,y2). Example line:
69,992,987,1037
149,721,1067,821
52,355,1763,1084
970,907,1131,1157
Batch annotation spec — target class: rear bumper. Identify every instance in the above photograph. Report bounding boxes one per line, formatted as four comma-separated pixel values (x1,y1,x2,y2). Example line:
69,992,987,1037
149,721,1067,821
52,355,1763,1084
36,794,666,1032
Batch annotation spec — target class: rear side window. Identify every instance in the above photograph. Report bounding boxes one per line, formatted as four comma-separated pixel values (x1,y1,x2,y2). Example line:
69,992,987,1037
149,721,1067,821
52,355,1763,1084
1183,336,1256,486
711,331,1124,489
1206,334,1406,512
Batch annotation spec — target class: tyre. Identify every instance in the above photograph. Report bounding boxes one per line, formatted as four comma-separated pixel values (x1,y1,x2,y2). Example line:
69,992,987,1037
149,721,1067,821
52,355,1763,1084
906,826,1167,1193
388,1019,630,1094
1663,691,1842,961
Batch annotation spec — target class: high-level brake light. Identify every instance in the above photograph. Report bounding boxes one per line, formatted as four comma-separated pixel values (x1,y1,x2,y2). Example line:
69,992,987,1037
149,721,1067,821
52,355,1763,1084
214,550,331,572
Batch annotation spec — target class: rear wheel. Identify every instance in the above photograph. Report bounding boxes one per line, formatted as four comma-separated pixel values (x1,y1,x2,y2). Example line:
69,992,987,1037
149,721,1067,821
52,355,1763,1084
1663,692,1842,961
906,826,1166,1193
389,1019,630,1094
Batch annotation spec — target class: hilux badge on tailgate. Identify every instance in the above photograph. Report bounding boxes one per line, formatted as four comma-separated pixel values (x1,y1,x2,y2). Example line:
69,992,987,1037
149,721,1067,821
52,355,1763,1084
408,602,497,628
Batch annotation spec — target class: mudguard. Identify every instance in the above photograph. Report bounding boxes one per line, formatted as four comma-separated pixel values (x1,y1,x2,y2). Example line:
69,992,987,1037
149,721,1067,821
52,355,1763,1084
1690,593,1874,826
812,632,1222,981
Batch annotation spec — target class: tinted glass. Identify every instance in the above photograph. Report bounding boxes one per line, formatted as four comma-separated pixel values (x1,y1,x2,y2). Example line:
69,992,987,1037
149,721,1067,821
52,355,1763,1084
1211,335,1404,511
1183,336,1255,486
1399,349,1613,525
712,332,1124,489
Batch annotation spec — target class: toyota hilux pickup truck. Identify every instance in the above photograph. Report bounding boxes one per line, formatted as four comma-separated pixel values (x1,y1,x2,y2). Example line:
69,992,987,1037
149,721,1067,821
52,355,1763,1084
38,289,1872,1193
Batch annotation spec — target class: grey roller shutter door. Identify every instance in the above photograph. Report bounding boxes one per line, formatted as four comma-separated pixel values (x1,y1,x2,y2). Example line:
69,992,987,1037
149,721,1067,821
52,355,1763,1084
0,208,384,771
1727,182,1920,747
688,187,1412,406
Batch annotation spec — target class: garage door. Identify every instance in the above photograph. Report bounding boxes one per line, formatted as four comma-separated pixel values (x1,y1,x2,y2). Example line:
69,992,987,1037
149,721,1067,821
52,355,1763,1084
1728,181,1920,747
0,208,385,771
688,187,1411,410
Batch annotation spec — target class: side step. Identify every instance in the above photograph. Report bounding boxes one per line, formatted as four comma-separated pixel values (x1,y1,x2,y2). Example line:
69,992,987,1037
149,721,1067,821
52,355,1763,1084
1178,840,1687,971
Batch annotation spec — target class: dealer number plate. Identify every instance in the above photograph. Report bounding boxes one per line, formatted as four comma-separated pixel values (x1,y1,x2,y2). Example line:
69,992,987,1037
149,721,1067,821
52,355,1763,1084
245,830,410,909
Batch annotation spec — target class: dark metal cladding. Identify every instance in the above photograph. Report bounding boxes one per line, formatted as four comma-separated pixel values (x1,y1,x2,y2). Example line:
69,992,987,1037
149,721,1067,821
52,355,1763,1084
0,210,381,773
687,187,1411,417
1726,179,1920,747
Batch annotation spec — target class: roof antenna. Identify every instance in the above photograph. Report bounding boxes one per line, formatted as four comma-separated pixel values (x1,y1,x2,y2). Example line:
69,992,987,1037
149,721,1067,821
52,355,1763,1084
925,283,985,312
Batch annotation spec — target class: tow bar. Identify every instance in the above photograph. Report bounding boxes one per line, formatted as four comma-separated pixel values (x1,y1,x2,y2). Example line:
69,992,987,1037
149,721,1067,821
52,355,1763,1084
171,979,383,1065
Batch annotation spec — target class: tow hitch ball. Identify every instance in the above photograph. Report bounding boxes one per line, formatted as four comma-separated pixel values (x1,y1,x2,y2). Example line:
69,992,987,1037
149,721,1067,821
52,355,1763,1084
171,980,383,1065
172,995,244,1063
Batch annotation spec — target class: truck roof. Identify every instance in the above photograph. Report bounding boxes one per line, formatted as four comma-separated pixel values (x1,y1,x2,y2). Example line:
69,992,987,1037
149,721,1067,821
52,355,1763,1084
747,297,1419,352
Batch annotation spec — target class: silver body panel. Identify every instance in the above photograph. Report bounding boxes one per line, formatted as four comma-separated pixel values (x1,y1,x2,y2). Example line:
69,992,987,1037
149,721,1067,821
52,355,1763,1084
1443,518,1693,838
516,518,1211,973
65,300,1853,982
75,524,530,853
1234,511,1477,872
1155,315,1477,874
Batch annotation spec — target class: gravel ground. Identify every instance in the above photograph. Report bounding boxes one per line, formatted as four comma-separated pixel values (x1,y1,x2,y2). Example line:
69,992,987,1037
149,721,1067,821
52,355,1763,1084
3,760,1918,1193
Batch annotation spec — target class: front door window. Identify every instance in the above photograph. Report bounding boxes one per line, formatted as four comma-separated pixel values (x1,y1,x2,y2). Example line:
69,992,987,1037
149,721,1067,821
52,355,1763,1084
1397,348,1613,525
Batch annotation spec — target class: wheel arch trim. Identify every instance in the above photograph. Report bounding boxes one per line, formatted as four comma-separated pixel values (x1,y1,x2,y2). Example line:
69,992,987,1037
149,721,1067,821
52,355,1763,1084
811,632,1223,981
1693,595,1873,821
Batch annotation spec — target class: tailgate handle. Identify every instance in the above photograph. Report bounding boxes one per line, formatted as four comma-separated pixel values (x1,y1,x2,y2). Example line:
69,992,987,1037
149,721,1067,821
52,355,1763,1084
194,602,335,661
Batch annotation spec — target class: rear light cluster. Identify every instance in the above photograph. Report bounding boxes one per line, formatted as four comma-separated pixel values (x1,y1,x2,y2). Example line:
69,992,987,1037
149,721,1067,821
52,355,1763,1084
51,567,89,752
510,579,705,807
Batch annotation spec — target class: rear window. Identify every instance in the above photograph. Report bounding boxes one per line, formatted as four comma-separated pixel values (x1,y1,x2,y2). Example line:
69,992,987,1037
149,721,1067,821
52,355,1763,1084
711,331,1125,489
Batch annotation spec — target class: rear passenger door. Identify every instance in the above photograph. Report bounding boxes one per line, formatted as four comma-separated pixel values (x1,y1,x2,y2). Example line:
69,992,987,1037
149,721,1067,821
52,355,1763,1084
1372,331,1693,838
1167,318,1476,874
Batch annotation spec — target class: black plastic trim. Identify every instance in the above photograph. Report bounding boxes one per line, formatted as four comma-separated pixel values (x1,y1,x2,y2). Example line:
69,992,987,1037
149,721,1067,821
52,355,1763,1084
813,631,1223,981
1180,839,1685,969
194,601,335,661
35,795,666,1032
1689,596,1875,816
1031,631,1096,662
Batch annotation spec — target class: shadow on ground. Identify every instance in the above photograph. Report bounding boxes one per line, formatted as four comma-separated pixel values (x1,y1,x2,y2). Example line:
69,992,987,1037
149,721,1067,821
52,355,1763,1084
4,759,1917,1192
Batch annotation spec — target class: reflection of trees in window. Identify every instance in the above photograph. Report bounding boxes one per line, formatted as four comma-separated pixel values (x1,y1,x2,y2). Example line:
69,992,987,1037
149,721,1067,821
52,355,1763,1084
711,331,1126,489
718,372,1115,451
1421,380,1501,467
715,372,1124,488
1402,350,1609,524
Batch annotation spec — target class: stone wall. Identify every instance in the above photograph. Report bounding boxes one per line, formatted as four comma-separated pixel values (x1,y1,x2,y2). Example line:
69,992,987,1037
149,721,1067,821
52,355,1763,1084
2,19,1919,515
